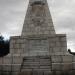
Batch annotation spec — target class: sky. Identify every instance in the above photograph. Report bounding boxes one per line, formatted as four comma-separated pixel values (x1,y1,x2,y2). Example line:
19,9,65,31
0,0,75,52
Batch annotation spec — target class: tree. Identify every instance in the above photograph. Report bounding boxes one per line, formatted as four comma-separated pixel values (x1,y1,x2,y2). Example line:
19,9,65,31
68,49,75,55
0,36,9,57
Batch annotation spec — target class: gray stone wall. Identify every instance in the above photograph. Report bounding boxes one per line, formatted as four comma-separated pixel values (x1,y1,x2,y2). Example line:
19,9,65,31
10,34,67,56
0,34,70,75
0,54,12,75
0,53,75,75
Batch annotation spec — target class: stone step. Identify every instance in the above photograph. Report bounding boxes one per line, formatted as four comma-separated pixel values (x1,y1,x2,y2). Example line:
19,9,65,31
21,69,51,72
23,61,51,64
22,66,51,69
20,56,51,72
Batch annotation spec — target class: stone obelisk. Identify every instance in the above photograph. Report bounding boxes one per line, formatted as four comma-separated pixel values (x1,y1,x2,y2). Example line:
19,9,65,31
22,0,55,36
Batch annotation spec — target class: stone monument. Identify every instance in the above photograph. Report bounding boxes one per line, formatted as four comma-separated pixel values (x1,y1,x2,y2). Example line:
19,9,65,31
0,0,75,75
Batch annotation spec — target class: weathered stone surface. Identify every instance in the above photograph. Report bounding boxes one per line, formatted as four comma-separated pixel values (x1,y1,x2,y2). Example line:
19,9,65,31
20,56,51,72
72,62,75,70
62,63,72,71
1,72,11,75
12,56,22,64
0,0,74,75
52,63,62,71
51,55,62,63
2,65,11,71
22,0,55,36
12,72,19,75
44,71,51,75
72,56,75,62
19,71,32,75
55,71,62,75
0,65,3,71
3,55,12,64
12,64,21,71
0,58,3,64
32,71,38,75
62,55,72,62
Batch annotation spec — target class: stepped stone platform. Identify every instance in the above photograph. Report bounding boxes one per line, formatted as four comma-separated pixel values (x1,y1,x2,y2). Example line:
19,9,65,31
20,56,51,72
0,0,75,75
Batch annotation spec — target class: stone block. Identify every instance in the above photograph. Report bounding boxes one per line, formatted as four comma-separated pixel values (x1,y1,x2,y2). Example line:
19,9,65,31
55,37,60,42
13,44,21,49
20,44,25,49
23,65,39,69
55,42,61,47
1,71,11,75
61,41,67,47
33,71,43,75
70,70,75,75
12,49,21,54
53,47,61,52
13,49,20,54
68,71,75,75
51,55,62,63
3,57,12,64
52,63,62,71
0,65,3,71
32,71,38,75
53,52,65,55
17,49,22,54
49,42,56,47
55,71,62,75
10,49,14,54
21,69,32,72
44,71,51,75
2,65,11,71
61,47,67,52
72,62,75,70
13,56,22,64
60,37,66,42
0,71,2,75
40,62,51,66
12,72,19,75
62,55,72,62
72,56,75,62
34,69,51,71
27,39,49,56
49,48,53,53
0,58,3,64
62,63,72,71
16,39,24,44
40,66,51,69
44,31,50,34
10,43,14,49
12,64,21,71
49,37,56,42
20,49,26,54
24,62,39,66
19,71,32,75
39,58,50,63
15,44,20,49
10,39,15,44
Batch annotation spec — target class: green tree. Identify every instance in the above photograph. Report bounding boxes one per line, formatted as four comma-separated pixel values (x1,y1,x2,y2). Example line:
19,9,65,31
0,36,9,57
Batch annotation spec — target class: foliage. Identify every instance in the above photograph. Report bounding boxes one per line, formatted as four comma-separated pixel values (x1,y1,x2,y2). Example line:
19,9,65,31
0,36,9,57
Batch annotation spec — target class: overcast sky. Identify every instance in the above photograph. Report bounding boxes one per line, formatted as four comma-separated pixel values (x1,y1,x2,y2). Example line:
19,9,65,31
0,0,75,52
